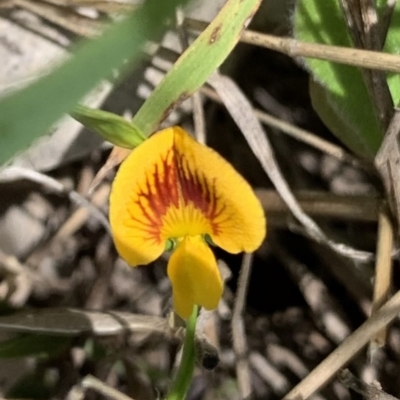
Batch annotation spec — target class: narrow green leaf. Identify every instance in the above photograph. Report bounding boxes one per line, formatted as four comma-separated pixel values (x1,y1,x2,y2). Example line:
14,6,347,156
0,0,189,165
294,0,387,159
132,0,262,135
72,105,145,148
0,334,71,358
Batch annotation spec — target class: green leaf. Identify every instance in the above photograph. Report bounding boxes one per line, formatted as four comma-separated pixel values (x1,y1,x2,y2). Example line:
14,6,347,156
0,0,189,165
132,0,262,135
72,104,146,148
73,0,262,153
294,0,386,159
384,7,400,105
0,334,72,358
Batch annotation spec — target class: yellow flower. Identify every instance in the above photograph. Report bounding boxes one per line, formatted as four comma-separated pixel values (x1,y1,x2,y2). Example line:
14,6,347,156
109,126,266,319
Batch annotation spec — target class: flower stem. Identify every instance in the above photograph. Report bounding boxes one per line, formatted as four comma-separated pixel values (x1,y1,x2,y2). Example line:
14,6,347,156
166,305,198,400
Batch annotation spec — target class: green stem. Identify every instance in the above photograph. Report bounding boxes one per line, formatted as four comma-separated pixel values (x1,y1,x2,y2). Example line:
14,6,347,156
166,306,198,400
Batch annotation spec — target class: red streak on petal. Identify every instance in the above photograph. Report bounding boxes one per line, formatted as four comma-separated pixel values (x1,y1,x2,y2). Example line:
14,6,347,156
131,144,227,241
131,150,180,243
174,148,225,235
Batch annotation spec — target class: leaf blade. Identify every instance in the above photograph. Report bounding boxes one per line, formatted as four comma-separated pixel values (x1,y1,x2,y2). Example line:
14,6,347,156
0,0,189,165
132,0,262,135
293,0,384,159
72,105,145,148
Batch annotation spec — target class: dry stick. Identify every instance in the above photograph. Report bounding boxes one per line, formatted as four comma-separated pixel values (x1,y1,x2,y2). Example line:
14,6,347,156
0,248,35,304
14,0,103,38
369,207,394,357
200,86,368,170
89,148,131,194
42,0,136,15
208,72,373,262
61,0,135,6
255,190,380,223
232,253,254,400
0,307,179,337
338,369,400,400
52,184,110,243
184,18,400,74
375,108,400,227
275,246,351,344
67,374,135,400
282,289,400,400
23,183,109,272
0,167,110,233
311,241,373,317
77,164,95,195
0,249,26,275
84,235,115,310
249,352,290,396
175,7,206,144
267,344,309,380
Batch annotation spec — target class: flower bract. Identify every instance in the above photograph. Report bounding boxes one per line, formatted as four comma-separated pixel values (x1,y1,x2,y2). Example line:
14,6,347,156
109,126,266,318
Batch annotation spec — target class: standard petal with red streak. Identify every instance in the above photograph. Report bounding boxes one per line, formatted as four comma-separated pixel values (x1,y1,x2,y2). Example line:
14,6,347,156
110,126,266,267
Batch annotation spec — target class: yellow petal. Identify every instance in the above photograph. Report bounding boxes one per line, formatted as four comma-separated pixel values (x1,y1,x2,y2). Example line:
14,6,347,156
167,236,223,319
109,129,176,266
172,127,266,253
109,126,266,266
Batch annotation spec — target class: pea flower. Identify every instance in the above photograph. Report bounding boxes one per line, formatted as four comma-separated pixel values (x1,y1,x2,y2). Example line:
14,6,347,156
109,126,266,319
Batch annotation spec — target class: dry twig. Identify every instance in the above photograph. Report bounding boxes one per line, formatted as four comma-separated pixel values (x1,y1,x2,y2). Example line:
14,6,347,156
84,235,115,310
249,352,290,396
0,167,110,233
185,18,400,74
200,86,367,169
375,109,400,227
282,290,400,400
338,369,399,400
67,374,134,400
232,253,253,399
369,207,394,356
276,246,351,344
255,190,380,223
13,0,103,37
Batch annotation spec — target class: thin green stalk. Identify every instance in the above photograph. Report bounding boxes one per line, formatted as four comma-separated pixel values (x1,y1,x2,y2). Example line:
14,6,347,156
166,306,198,400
